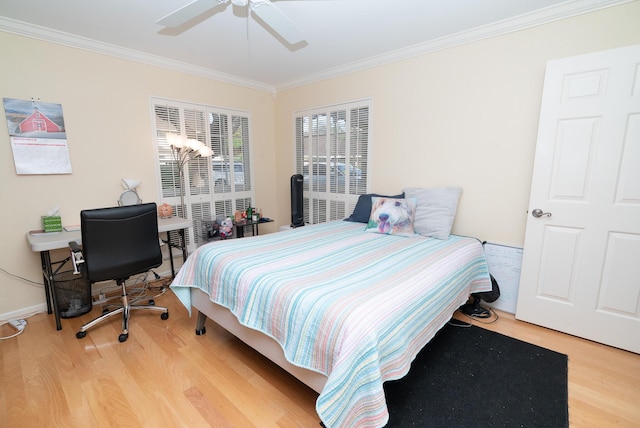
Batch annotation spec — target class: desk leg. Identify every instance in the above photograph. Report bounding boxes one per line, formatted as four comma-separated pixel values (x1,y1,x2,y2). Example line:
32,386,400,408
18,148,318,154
41,250,62,330
40,251,52,314
166,228,188,278
179,228,187,261
167,231,176,279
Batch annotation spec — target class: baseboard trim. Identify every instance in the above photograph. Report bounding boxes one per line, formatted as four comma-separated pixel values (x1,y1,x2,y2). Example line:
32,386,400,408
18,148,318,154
0,303,48,322
2,269,175,322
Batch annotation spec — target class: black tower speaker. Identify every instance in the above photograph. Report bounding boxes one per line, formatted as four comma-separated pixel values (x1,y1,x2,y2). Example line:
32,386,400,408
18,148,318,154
290,174,304,228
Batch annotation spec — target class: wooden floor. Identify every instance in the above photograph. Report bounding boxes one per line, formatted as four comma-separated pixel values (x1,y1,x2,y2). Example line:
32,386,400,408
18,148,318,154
1,287,639,427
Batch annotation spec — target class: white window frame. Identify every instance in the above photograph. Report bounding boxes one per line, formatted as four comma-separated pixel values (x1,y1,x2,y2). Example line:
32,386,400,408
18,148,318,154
295,99,371,224
151,97,254,251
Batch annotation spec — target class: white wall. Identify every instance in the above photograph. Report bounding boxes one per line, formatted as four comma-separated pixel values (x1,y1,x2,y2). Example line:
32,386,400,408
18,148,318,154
273,2,640,246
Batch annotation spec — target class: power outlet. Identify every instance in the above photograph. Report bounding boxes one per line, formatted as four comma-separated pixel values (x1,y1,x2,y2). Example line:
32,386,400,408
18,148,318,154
8,319,26,332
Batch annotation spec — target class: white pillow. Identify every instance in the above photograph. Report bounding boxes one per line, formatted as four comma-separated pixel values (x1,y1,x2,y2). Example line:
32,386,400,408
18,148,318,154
402,187,462,240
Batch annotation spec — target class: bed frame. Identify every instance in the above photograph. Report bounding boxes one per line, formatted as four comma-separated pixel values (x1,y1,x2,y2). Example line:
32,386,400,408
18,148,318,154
191,287,328,393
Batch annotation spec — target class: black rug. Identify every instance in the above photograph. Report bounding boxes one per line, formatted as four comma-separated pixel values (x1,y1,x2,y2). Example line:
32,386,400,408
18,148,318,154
384,321,568,427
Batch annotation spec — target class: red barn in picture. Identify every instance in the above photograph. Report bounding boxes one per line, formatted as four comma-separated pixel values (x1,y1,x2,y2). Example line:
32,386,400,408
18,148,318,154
19,107,62,133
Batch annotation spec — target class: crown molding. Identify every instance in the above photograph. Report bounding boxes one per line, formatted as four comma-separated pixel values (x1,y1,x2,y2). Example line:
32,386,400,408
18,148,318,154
0,0,633,94
0,16,276,94
275,0,635,91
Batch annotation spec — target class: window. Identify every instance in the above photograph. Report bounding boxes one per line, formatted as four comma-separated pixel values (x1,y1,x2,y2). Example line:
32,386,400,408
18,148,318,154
295,100,371,224
151,98,253,250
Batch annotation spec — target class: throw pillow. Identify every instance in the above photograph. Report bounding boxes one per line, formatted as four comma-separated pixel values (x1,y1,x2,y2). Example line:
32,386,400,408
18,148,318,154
345,193,404,223
365,197,416,237
402,187,462,240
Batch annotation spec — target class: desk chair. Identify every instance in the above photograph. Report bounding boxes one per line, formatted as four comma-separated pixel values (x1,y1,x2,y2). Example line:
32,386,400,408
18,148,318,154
69,203,168,342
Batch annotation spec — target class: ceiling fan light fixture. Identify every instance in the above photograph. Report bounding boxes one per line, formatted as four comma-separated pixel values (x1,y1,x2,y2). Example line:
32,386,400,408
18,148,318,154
158,0,305,45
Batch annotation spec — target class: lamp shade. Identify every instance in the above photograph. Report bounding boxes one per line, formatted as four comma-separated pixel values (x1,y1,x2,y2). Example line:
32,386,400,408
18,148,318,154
121,178,141,190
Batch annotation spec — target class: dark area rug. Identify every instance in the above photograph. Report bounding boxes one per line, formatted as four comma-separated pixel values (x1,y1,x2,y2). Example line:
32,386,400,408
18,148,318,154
384,321,568,427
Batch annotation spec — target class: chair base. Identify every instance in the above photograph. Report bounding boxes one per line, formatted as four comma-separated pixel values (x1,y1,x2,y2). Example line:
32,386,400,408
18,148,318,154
76,280,168,342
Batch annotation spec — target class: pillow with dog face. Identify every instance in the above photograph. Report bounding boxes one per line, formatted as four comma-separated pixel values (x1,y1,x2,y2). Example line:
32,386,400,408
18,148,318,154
345,193,404,223
365,197,416,237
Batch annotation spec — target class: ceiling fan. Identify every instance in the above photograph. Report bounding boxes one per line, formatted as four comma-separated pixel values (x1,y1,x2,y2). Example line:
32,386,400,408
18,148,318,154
156,0,304,44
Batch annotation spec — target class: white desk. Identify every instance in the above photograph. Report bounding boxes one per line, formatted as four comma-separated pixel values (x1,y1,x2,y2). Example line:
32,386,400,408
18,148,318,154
26,216,192,331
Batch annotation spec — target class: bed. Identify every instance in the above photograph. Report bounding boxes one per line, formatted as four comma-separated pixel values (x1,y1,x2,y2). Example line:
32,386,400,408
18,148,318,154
170,218,490,427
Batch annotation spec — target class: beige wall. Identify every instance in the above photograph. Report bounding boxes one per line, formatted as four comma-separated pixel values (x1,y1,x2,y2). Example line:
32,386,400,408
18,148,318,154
274,1,640,245
0,32,276,316
2,2,640,317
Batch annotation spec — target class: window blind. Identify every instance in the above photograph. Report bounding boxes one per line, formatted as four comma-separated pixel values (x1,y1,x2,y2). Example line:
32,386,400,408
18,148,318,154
295,100,371,224
152,98,254,250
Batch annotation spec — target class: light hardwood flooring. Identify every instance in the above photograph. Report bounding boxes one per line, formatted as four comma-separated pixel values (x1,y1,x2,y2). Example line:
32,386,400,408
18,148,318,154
1,286,639,427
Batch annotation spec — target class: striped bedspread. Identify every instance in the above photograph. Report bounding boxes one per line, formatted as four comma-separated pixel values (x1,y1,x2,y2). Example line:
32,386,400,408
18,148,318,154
170,220,491,427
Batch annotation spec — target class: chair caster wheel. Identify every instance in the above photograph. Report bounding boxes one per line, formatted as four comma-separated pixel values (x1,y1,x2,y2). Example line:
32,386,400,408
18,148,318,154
119,333,128,342
76,331,87,339
161,312,169,320
196,326,206,335
149,299,155,305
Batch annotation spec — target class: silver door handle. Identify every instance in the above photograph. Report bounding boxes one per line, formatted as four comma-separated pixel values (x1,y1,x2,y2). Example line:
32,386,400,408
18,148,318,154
531,208,552,218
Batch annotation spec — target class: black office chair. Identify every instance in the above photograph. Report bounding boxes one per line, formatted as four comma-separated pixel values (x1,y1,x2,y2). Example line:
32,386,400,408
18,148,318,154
69,203,169,342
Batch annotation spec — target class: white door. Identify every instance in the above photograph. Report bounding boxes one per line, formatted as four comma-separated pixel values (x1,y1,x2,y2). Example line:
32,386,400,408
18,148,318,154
516,44,640,354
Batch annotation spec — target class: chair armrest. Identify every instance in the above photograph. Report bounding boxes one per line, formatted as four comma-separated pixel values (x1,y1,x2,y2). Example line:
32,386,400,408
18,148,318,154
68,241,84,274
69,241,82,253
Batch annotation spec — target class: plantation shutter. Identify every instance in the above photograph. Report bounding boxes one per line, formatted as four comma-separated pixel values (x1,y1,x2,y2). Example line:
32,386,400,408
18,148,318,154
152,98,254,251
295,100,371,224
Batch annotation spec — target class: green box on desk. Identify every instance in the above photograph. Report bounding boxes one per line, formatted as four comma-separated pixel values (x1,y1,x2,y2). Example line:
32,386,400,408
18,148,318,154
42,216,63,232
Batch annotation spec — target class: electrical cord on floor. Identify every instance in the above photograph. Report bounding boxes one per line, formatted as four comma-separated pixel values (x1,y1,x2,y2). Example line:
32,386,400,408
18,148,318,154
95,271,170,310
456,306,500,324
0,319,27,340
448,318,472,328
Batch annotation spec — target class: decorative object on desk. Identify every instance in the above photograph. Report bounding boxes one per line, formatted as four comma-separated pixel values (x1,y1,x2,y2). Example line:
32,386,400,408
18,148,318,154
206,220,220,238
118,178,142,206
41,205,62,232
234,210,243,223
158,203,174,218
219,217,233,239
167,133,213,218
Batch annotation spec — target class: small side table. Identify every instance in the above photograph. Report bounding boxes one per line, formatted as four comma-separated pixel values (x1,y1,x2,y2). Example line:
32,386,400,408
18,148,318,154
234,218,274,238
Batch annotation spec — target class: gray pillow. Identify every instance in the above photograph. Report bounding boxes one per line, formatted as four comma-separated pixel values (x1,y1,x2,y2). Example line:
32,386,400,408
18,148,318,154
402,187,462,239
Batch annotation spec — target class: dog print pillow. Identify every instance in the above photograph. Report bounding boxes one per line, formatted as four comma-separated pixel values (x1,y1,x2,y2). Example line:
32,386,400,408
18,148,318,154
365,197,416,237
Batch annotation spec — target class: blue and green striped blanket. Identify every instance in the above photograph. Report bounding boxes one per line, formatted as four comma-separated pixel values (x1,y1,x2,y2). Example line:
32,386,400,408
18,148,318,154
171,220,490,427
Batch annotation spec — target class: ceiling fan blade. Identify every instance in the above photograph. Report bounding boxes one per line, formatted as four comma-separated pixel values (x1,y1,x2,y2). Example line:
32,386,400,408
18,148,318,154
250,0,304,44
156,0,227,28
